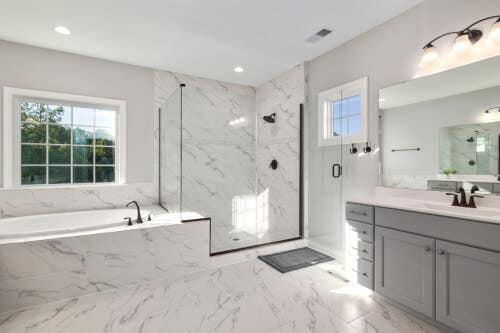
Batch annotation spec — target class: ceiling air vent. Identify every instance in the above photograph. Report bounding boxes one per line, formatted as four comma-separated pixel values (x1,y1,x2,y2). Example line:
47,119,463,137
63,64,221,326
306,28,333,43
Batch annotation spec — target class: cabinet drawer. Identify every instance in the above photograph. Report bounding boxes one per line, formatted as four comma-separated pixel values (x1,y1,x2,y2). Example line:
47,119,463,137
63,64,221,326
348,240,374,262
346,220,373,243
346,203,374,224
350,259,373,290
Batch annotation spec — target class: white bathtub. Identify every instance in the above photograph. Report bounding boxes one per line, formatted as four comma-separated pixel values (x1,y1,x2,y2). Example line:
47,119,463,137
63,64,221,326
0,206,183,242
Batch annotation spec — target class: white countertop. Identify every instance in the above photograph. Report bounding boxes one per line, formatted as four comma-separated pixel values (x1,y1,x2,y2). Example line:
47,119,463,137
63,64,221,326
348,187,500,225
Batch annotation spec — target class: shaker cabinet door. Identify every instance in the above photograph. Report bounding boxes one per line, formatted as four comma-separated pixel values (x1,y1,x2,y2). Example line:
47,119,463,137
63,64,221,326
436,240,500,333
375,227,435,317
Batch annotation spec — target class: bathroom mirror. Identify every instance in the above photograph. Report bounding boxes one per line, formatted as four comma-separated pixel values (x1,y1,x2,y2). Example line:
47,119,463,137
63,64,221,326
379,55,500,193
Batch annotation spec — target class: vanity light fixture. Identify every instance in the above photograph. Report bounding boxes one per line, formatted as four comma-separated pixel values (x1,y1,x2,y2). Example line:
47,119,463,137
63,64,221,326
54,25,71,35
419,15,500,65
492,18,500,41
234,66,244,73
484,107,500,113
482,107,500,122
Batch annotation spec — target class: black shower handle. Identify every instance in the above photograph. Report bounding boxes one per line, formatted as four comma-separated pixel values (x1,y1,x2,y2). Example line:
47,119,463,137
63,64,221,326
332,164,342,178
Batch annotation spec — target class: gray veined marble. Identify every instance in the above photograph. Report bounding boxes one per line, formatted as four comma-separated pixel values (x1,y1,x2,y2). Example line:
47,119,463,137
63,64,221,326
0,183,156,218
0,220,210,313
154,64,304,253
0,257,445,333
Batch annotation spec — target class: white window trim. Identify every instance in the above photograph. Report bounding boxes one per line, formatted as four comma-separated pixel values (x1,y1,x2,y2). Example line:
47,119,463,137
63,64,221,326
3,87,127,188
317,77,368,146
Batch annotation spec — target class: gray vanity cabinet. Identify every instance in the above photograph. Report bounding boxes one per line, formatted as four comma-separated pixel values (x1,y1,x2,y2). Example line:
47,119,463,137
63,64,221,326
345,203,375,290
436,240,500,333
375,227,435,317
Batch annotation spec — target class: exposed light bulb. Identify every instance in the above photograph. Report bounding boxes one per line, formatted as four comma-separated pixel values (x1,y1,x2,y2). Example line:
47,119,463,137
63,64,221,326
491,19,500,42
452,33,472,55
234,66,244,73
419,45,439,66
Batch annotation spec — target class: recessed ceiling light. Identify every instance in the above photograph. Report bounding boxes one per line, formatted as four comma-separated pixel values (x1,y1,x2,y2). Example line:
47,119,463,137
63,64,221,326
54,26,71,35
234,66,244,73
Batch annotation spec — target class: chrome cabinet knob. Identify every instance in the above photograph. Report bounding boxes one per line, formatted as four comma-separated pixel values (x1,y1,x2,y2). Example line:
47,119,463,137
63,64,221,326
437,250,446,255
424,246,432,252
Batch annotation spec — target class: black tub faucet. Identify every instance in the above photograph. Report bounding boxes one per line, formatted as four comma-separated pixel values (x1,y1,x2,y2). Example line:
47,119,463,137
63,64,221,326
126,201,143,223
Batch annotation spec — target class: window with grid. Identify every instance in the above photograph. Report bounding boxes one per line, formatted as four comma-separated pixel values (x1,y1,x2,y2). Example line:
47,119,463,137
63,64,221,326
18,99,117,185
318,77,368,146
332,95,361,136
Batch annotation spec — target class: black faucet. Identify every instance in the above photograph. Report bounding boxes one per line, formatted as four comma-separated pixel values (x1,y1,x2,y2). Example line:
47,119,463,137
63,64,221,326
469,186,483,208
126,201,143,223
446,192,460,206
468,194,484,208
457,187,468,207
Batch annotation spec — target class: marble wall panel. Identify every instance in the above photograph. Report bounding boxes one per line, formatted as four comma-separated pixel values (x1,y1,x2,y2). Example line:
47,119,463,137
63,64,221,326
0,183,156,218
0,220,209,313
255,64,305,244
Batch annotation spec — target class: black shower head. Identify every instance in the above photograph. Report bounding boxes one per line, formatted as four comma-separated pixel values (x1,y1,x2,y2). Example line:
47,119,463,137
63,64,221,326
263,113,276,123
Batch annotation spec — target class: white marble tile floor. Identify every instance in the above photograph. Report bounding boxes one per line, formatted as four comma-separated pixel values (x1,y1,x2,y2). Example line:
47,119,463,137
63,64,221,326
0,258,445,333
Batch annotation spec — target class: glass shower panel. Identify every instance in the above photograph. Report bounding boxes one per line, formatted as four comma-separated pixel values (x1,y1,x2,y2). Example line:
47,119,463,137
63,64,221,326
159,86,182,215
179,84,258,254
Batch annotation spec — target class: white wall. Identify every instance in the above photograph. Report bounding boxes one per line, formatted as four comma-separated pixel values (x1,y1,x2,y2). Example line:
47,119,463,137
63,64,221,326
0,40,154,186
305,0,500,261
0,40,157,216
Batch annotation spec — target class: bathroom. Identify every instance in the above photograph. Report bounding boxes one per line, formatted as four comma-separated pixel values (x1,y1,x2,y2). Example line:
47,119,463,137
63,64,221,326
1,0,500,332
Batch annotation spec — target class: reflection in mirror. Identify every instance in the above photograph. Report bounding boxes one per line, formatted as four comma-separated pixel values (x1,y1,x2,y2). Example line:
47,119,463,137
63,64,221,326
379,55,500,194
440,122,499,176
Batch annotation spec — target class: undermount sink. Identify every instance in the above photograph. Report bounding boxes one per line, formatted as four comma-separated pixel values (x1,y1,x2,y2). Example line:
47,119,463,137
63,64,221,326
409,202,500,218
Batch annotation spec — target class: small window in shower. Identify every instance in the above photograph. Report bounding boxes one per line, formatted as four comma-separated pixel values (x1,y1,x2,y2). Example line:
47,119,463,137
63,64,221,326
3,87,126,187
332,95,361,136
317,77,368,146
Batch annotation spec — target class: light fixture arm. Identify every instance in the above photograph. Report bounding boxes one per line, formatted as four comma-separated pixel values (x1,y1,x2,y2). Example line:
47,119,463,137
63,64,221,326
485,107,500,113
462,15,500,32
422,15,500,49
423,32,460,49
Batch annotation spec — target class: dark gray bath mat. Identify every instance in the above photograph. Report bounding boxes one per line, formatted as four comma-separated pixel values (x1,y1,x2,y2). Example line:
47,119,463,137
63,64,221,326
258,247,333,273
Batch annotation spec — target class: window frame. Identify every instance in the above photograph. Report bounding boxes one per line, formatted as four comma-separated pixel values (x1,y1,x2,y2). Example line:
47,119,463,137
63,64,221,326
3,87,126,188
317,77,368,146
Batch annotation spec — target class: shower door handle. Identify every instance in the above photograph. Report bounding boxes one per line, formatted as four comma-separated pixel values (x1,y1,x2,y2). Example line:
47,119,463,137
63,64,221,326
332,164,342,178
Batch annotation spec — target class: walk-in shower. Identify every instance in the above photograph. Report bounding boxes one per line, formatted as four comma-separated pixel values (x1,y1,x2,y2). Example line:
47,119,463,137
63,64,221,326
158,83,303,254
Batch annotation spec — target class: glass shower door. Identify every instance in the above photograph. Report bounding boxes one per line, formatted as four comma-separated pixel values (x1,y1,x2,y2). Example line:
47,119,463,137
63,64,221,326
179,84,258,254
307,88,345,263
159,85,182,215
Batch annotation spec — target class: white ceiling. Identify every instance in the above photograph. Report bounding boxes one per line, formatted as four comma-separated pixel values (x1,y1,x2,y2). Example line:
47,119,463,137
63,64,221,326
0,0,422,86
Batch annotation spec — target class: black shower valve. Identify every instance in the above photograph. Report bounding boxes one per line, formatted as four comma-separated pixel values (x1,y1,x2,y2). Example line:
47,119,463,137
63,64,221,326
269,159,278,170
